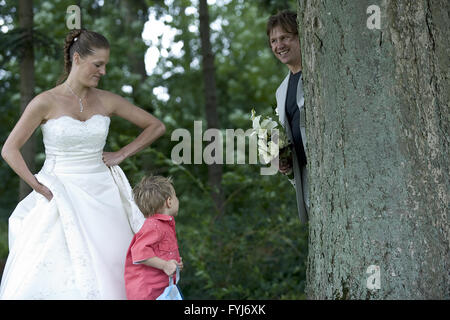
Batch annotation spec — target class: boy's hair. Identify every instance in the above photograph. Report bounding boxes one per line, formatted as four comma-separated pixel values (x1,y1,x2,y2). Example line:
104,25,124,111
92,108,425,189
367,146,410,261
133,175,174,218
266,10,298,45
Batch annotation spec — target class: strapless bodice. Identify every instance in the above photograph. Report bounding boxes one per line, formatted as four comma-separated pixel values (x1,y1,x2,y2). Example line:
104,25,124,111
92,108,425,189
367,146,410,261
41,114,110,156
40,114,110,174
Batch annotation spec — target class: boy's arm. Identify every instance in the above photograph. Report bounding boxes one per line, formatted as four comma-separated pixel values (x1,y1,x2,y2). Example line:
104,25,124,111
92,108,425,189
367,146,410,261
140,257,179,276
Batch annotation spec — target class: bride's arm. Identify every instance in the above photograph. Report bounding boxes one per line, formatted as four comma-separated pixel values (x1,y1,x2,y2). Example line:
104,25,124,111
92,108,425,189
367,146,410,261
1,94,53,200
101,92,166,166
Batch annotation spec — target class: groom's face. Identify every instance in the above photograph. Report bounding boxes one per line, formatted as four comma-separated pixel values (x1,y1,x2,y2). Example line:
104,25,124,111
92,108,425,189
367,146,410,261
269,25,301,69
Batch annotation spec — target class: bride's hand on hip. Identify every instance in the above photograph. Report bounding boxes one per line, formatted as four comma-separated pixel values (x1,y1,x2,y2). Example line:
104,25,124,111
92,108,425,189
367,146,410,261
35,183,53,201
102,151,125,167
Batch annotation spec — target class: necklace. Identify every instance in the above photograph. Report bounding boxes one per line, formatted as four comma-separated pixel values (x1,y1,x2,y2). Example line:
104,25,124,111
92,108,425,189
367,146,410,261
65,82,87,112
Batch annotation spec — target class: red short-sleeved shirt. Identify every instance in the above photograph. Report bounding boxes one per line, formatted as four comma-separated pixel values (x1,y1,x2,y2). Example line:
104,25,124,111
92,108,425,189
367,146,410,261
124,213,180,300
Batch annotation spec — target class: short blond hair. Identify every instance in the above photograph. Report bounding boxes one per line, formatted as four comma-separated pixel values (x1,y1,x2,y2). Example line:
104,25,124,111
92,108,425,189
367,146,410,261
133,175,174,217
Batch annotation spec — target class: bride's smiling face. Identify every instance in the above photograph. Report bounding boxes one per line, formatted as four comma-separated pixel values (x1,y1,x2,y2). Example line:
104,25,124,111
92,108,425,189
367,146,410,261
73,48,110,87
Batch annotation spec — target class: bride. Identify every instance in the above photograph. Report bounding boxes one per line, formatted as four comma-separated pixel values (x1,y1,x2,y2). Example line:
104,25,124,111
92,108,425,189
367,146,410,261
0,29,165,299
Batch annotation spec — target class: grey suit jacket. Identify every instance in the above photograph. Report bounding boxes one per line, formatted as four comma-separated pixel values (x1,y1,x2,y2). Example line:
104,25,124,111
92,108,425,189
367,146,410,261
275,72,309,223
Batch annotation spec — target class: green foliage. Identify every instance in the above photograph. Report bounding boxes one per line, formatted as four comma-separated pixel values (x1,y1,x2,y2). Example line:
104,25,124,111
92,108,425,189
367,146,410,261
0,220,8,261
178,172,308,299
0,0,308,299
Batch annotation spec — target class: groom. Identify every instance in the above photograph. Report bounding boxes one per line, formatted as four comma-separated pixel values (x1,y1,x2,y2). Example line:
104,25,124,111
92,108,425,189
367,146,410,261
267,10,309,223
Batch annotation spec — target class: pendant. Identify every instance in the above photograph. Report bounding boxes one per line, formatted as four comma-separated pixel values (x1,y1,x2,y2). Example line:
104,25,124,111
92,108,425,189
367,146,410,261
79,99,83,112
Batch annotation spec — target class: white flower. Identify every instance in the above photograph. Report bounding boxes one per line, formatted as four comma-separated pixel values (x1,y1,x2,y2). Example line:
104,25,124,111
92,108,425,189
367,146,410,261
252,115,262,130
257,138,268,151
259,148,272,164
260,118,278,131
257,138,280,164
257,128,268,140
250,108,289,165
268,141,279,157
271,130,289,149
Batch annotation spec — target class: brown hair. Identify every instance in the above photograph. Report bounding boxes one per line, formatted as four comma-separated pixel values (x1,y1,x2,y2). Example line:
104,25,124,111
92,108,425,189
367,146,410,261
266,10,298,45
57,29,110,84
133,175,175,218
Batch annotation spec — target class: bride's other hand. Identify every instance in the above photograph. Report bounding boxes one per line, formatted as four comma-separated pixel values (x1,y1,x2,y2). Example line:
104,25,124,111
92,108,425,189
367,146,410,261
35,183,53,201
102,151,125,167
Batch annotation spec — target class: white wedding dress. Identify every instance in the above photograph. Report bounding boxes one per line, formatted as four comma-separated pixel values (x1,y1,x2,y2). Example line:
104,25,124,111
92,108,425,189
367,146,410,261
0,114,145,299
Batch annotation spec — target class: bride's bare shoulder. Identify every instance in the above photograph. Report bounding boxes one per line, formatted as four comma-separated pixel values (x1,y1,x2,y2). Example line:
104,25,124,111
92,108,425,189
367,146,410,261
26,86,67,119
93,87,121,100
27,89,54,113
92,88,124,112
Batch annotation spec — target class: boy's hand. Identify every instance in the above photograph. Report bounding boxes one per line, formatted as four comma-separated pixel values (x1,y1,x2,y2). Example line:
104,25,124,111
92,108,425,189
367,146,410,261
163,260,178,276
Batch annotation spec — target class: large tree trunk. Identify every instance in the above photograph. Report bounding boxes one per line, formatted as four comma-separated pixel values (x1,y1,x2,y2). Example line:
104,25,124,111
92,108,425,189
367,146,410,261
298,0,449,299
198,0,224,216
18,0,35,200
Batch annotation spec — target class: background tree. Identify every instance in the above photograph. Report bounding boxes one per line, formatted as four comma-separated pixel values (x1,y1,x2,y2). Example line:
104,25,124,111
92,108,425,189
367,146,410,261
17,0,36,200
198,0,224,216
298,0,449,299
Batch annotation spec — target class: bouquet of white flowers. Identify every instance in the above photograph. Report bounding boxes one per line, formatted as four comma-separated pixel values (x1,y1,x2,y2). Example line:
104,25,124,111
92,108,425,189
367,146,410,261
250,108,293,179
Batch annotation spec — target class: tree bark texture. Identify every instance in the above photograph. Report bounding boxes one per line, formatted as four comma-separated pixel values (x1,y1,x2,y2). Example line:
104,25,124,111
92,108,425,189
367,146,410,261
199,0,224,216
298,0,449,299
18,0,35,200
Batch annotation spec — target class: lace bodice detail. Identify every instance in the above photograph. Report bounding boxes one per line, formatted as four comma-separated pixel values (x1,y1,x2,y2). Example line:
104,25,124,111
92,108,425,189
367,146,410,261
41,115,110,156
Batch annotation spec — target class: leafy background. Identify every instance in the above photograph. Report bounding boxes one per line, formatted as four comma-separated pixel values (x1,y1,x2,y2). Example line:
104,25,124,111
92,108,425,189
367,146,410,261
0,0,307,299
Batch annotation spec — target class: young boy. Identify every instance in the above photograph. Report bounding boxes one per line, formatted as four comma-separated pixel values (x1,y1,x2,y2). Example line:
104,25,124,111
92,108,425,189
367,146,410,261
124,175,183,300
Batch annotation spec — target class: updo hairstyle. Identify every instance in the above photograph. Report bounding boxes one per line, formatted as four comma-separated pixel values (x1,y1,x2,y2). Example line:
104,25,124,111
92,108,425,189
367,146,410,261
57,29,109,84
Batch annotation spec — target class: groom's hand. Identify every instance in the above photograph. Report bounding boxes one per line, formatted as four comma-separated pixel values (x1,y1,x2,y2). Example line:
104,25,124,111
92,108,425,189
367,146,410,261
278,155,293,175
